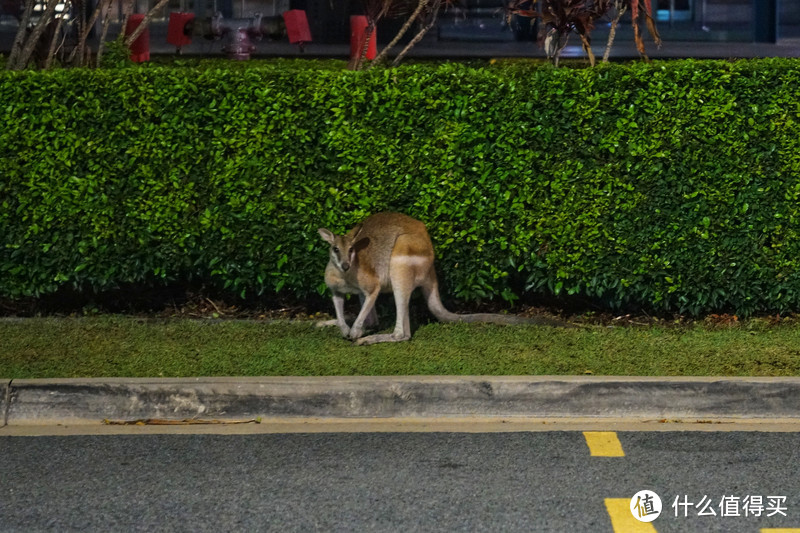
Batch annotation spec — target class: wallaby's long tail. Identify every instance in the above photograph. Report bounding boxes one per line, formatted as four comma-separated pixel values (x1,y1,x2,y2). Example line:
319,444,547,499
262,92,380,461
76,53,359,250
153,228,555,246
422,275,572,327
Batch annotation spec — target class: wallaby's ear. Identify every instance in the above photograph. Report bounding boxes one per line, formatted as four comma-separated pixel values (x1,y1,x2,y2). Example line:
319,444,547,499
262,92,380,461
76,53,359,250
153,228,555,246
352,236,370,253
318,228,335,245
346,223,363,241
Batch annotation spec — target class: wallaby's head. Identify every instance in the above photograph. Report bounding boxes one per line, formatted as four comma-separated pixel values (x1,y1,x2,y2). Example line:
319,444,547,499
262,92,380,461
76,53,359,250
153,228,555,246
318,224,365,272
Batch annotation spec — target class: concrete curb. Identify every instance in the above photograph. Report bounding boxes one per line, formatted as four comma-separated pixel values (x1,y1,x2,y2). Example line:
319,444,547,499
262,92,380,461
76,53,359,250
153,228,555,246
2,379,10,426
3,376,800,426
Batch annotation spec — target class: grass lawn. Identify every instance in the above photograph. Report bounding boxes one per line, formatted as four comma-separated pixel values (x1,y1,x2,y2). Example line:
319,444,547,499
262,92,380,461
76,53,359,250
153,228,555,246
1,316,799,379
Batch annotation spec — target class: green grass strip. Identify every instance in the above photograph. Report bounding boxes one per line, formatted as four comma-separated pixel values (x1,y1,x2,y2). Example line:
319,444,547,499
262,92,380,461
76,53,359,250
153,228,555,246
1,317,799,379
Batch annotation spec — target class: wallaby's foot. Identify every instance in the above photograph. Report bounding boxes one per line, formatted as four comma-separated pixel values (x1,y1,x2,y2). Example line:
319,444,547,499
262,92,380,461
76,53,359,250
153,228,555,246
354,332,411,346
316,319,351,338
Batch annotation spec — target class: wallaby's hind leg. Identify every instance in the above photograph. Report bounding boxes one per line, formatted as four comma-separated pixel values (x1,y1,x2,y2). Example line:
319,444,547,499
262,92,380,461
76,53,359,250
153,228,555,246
355,283,413,345
355,235,427,346
355,280,414,345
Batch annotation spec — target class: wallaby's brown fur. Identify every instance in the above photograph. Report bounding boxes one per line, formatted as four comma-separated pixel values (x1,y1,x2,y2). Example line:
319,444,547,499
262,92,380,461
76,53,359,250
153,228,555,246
318,212,568,345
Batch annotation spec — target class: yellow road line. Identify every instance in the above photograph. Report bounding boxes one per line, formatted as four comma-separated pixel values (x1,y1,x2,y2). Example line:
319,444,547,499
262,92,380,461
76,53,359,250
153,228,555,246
605,498,658,532
761,529,800,532
583,431,625,457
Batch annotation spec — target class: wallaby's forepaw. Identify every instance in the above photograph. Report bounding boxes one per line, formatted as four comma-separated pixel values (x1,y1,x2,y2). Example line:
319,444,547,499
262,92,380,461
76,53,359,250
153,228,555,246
317,319,351,338
348,326,365,340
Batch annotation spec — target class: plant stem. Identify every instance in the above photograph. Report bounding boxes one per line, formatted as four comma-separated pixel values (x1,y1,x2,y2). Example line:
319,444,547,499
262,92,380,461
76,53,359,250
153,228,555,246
43,11,66,69
69,0,112,65
391,0,441,67
6,0,36,69
123,0,170,48
579,32,595,67
370,0,428,68
14,0,61,70
95,0,114,67
603,4,625,63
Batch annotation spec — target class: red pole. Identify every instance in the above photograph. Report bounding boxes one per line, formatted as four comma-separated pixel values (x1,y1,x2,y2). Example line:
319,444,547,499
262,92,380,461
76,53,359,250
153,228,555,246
350,15,376,62
125,14,150,62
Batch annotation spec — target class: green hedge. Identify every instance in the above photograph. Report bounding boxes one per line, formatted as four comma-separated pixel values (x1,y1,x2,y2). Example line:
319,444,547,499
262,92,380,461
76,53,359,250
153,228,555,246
2,59,800,315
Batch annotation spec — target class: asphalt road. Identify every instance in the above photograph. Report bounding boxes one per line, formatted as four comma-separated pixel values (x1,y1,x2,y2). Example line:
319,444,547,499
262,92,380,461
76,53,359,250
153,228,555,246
1,431,799,532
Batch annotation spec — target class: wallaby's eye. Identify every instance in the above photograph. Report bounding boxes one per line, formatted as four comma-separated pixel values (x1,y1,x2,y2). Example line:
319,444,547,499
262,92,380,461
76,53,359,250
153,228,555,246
333,246,340,254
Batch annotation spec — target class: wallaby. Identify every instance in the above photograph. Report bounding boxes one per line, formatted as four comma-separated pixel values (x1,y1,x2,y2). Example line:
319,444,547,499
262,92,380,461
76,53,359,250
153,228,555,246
318,212,568,345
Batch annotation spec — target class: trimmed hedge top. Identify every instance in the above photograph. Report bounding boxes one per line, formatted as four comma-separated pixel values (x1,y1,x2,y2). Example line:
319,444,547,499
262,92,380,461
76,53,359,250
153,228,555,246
2,59,800,315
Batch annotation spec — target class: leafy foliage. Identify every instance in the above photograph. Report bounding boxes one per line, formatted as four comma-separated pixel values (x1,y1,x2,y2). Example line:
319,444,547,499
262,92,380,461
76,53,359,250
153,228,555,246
2,59,800,315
